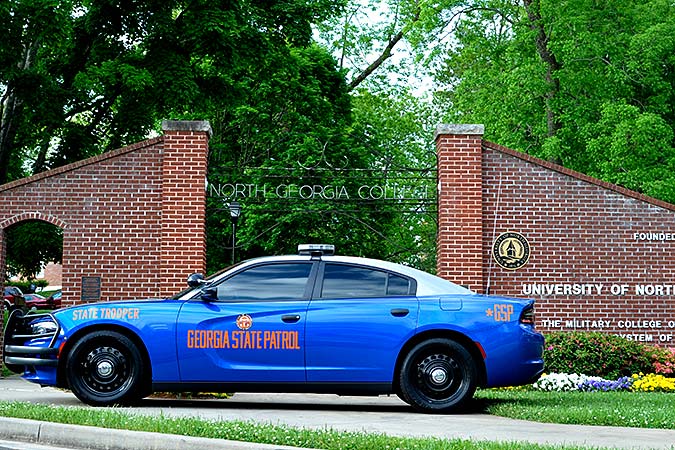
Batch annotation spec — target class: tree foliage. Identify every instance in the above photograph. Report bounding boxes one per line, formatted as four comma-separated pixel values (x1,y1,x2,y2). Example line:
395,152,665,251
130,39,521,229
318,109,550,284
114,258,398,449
4,221,62,280
349,87,441,272
0,0,346,184
13,0,675,277
426,0,675,202
315,0,428,91
3,0,441,276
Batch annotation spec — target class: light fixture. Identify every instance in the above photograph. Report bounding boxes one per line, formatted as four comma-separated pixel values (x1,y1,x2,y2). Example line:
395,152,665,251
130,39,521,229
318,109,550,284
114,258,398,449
226,201,242,264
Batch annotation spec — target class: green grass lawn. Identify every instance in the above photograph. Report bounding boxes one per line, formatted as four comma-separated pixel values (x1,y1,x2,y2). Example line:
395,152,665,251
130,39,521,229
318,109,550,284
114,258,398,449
476,389,674,429
0,400,592,450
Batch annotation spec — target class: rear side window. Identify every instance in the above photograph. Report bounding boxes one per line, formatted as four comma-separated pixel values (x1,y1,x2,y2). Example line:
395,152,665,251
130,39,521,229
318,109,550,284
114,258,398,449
215,263,312,302
386,273,410,295
320,264,411,299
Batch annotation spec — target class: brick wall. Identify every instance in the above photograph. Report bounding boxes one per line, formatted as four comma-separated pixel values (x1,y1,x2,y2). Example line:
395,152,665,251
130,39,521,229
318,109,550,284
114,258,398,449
42,262,62,288
437,125,675,346
1,120,211,361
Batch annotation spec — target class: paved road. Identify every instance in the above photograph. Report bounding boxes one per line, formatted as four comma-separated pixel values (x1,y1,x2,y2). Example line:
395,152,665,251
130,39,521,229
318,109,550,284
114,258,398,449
1,376,675,450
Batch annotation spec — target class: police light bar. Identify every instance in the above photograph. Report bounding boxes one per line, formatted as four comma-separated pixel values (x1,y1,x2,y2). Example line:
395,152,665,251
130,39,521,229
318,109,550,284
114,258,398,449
298,244,335,256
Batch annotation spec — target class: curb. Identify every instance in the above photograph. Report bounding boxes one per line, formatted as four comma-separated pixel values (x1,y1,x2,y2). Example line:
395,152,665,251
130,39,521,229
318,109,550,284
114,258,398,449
0,417,317,450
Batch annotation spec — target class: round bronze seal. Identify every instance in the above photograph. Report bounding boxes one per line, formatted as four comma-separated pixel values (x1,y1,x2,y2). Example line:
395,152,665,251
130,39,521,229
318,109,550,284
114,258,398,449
492,232,530,270
236,314,253,330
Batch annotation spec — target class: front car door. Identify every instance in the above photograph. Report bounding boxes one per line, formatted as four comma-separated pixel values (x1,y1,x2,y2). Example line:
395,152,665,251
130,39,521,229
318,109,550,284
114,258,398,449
176,261,316,383
305,262,419,383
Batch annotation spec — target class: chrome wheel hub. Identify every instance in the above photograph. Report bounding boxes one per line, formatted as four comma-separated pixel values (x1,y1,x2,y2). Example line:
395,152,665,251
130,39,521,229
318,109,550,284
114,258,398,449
430,367,448,385
96,360,114,378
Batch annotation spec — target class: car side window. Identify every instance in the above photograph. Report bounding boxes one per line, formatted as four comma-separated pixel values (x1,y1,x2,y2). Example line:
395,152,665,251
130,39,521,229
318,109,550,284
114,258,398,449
215,263,312,302
320,264,412,299
387,273,411,295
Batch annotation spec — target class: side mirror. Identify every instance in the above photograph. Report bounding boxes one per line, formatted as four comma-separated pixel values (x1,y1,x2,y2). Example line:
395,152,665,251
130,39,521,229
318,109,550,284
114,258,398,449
201,287,218,302
187,273,205,288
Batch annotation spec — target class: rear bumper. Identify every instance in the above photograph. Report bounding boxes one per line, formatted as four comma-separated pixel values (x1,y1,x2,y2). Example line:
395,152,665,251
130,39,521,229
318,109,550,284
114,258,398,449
483,326,545,387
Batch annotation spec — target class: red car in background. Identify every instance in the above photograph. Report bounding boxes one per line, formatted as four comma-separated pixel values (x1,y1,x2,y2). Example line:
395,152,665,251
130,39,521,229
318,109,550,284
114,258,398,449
3,286,25,311
24,292,62,310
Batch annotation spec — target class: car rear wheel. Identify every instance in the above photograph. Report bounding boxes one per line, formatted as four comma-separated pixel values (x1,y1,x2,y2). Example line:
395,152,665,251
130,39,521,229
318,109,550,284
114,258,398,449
399,338,477,413
65,330,145,406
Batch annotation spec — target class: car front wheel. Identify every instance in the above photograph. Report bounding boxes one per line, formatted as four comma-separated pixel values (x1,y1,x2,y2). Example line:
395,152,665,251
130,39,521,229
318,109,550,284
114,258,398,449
65,330,144,406
399,338,477,413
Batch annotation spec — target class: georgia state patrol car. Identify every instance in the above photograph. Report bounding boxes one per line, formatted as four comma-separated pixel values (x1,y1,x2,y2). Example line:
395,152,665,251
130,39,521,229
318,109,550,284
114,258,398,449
3,245,544,413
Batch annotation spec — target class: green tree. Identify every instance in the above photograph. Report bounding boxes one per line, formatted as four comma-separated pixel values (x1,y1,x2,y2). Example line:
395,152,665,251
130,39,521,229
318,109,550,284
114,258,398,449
203,43,382,270
0,0,346,184
4,221,62,281
2,0,355,275
350,87,440,272
2,0,447,276
315,0,427,91
425,0,675,201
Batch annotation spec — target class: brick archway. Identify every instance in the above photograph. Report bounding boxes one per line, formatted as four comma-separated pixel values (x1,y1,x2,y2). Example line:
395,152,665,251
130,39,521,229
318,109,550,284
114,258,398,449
0,212,68,230
1,120,211,360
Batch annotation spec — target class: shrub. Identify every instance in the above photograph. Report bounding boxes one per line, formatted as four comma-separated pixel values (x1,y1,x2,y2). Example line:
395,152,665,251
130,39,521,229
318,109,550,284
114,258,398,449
544,332,653,378
645,346,675,375
5,280,49,294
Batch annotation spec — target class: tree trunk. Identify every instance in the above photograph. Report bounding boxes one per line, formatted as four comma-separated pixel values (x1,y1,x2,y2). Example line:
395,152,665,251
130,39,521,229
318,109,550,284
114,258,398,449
0,84,22,185
0,39,39,184
523,0,562,137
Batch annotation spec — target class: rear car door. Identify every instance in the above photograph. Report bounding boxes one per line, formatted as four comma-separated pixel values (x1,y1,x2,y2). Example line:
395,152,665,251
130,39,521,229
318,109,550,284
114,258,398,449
305,262,419,383
176,261,315,382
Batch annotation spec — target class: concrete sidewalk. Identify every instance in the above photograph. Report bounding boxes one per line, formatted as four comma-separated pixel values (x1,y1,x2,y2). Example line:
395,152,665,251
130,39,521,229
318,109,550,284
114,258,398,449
1,376,674,450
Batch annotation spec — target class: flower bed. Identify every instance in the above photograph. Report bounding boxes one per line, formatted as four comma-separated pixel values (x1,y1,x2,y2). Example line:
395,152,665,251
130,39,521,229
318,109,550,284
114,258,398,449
532,372,675,392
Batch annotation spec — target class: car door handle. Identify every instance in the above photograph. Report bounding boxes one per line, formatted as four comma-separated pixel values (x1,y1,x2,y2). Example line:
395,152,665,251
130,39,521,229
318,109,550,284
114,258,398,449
390,308,409,317
281,314,301,323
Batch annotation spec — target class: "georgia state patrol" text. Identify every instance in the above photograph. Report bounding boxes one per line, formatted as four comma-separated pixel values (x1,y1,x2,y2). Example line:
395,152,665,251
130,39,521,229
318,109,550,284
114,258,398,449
186,329,301,350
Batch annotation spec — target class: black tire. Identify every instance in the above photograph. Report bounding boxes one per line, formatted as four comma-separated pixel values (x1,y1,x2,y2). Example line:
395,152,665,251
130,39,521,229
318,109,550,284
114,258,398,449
399,338,477,413
65,330,145,406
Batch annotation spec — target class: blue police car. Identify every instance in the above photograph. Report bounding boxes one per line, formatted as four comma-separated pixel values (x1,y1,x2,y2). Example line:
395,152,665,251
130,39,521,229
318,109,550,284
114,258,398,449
3,244,544,412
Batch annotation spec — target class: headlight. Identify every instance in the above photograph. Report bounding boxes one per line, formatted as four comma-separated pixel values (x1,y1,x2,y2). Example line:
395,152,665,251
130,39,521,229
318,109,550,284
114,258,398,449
29,319,58,335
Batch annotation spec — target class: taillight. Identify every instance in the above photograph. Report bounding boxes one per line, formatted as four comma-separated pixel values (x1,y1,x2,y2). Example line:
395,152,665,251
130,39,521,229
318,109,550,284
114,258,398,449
520,305,535,326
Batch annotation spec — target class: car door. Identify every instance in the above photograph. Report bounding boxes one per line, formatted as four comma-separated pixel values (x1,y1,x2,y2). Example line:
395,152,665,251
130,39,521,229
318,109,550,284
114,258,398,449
176,261,316,383
305,262,419,383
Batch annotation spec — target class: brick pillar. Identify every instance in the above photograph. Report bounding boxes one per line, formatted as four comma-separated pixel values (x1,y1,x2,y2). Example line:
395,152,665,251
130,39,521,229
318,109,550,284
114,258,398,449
435,124,485,292
159,120,211,297
0,230,5,365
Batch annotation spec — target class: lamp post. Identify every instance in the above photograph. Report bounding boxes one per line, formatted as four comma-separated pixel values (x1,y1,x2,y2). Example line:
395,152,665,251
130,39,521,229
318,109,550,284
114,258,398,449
227,201,242,264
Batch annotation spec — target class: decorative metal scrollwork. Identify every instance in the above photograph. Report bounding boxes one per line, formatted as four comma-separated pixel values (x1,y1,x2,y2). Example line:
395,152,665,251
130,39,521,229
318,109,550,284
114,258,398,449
297,137,349,170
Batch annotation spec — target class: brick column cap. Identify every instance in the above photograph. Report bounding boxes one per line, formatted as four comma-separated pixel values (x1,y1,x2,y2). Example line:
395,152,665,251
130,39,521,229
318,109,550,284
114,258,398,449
434,124,484,141
161,120,213,139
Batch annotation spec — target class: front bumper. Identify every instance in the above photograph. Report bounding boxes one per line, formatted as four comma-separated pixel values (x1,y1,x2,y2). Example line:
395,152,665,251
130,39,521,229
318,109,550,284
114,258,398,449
3,310,60,374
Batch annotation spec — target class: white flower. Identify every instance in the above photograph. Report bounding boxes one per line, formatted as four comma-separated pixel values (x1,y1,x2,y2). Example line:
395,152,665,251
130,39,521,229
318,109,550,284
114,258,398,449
532,373,610,391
